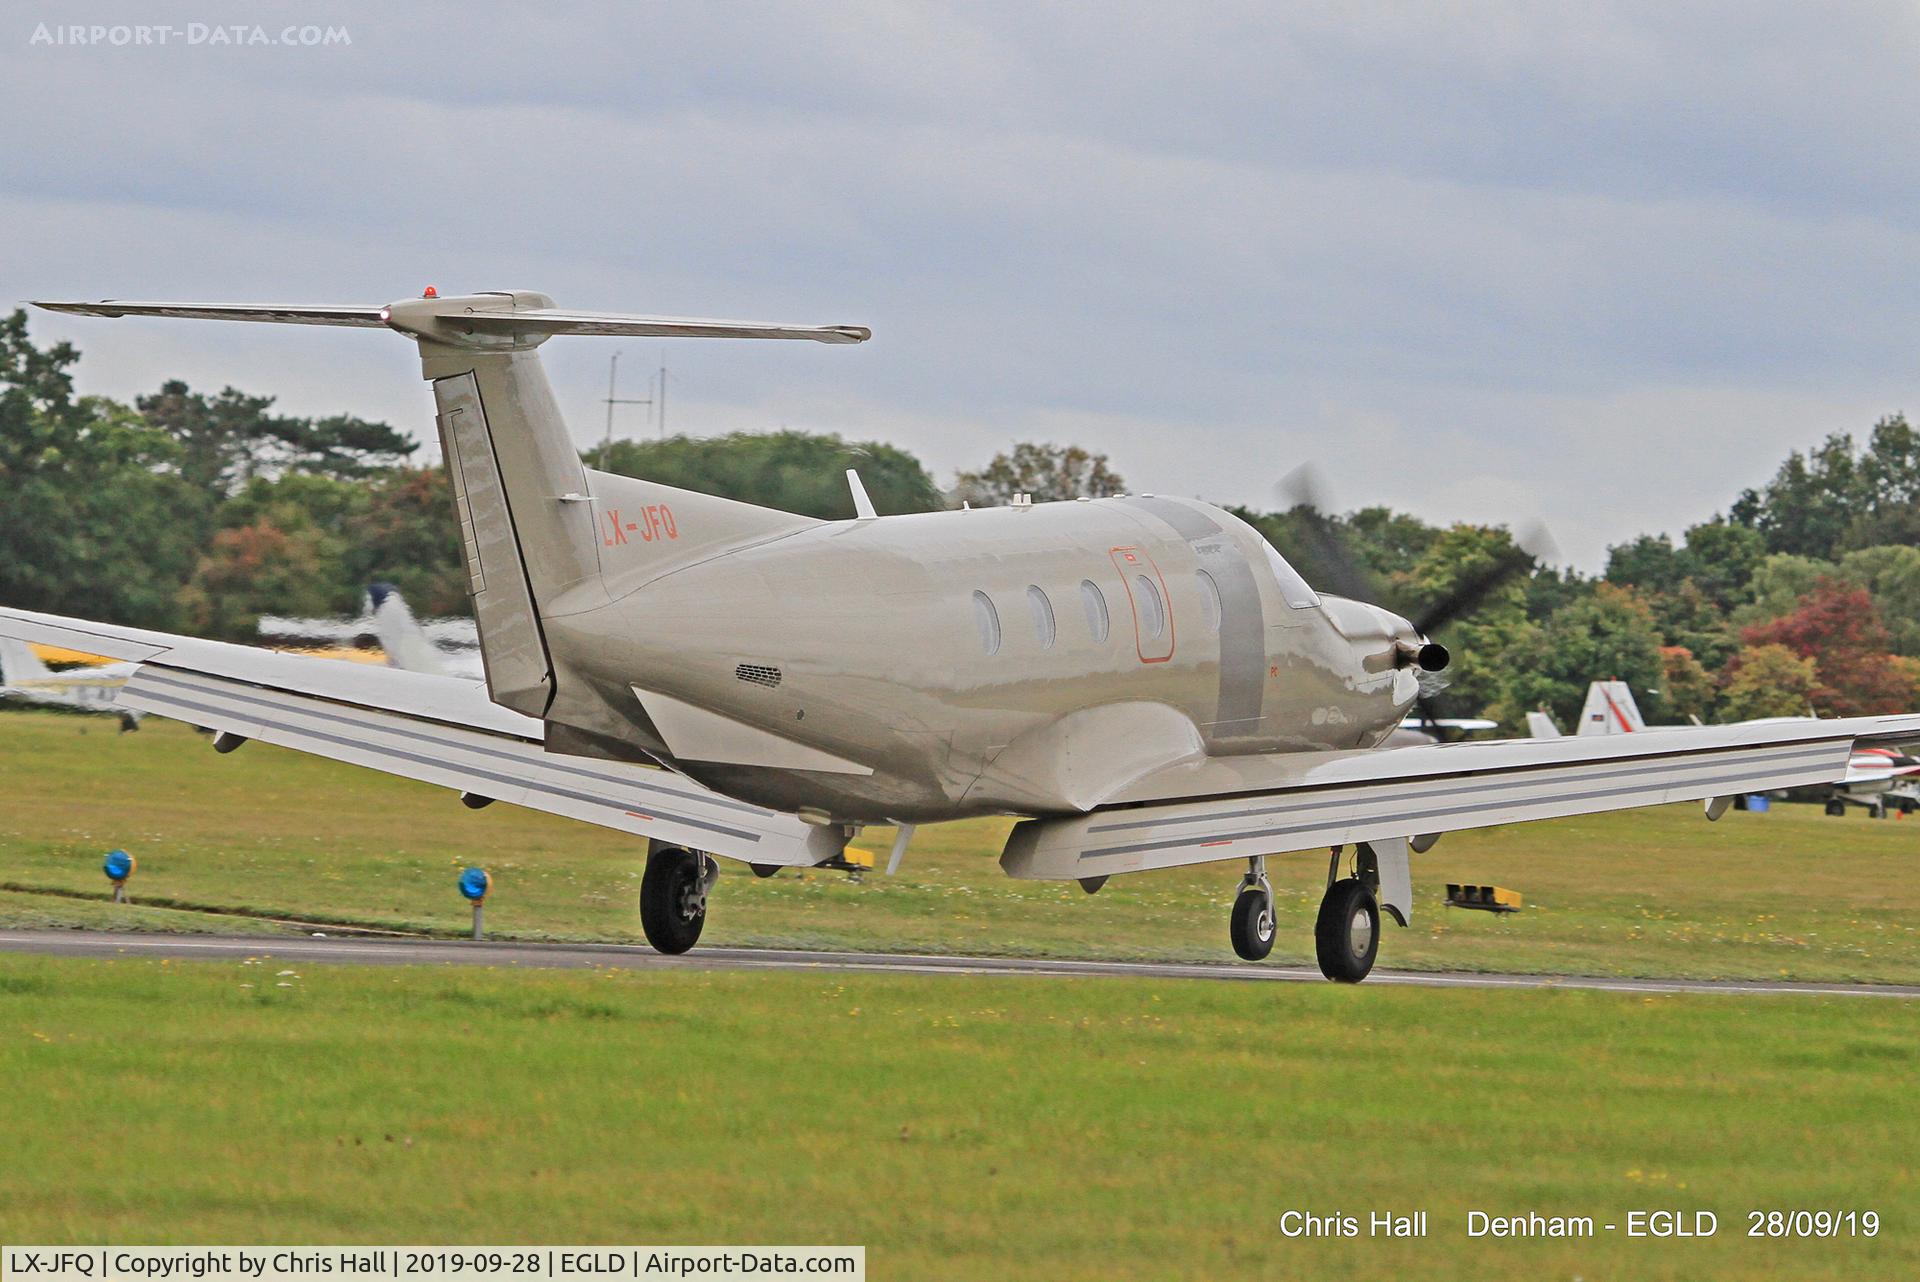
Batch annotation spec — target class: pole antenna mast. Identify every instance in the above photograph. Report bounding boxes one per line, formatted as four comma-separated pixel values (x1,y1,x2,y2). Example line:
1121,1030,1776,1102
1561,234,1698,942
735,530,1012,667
600,351,653,470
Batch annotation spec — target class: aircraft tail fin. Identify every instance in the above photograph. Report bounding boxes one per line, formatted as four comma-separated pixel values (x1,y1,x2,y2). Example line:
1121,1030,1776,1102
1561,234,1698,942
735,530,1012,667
367,584,447,677
1576,680,1647,736
1525,709,1562,739
0,636,53,684
34,291,866,722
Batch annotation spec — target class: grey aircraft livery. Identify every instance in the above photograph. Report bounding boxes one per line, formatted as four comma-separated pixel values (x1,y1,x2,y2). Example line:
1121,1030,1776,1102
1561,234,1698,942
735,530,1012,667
5,289,1917,980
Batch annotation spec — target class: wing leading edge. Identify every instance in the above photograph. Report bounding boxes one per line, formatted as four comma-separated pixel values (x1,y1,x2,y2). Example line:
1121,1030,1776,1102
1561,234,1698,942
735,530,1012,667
0,607,847,868
1002,717,1920,882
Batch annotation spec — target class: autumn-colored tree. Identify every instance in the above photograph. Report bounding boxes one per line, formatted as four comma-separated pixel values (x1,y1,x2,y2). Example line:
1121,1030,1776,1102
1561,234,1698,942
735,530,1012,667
1719,644,1822,720
1659,646,1715,722
1740,580,1909,715
177,519,347,640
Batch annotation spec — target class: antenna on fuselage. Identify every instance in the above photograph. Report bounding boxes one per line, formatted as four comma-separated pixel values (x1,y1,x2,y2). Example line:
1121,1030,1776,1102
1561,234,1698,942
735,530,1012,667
846,469,879,520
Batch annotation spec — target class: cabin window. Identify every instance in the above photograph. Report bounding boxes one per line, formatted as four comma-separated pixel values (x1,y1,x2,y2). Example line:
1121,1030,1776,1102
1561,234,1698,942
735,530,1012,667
1134,574,1166,639
1197,569,1222,633
1080,580,1109,643
1263,542,1321,608
972,590,1002,655
1026,585,1056,650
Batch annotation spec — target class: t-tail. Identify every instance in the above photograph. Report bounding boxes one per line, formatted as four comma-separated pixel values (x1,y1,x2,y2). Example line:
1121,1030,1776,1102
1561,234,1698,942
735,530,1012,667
32,291,868,726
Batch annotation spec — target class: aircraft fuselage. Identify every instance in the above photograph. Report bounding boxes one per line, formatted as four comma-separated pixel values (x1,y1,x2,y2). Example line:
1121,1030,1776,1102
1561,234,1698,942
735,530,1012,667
545,493,1430,822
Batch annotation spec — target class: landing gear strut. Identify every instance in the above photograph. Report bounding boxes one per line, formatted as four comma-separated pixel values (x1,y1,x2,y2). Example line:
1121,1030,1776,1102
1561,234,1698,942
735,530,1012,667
640,846,717,955
1229,856,1276,961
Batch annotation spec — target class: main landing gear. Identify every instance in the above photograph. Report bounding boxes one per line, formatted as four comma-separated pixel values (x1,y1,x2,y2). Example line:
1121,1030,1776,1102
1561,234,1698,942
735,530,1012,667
640,845,718,954
1229,857,1277,961
1228,841,1412,983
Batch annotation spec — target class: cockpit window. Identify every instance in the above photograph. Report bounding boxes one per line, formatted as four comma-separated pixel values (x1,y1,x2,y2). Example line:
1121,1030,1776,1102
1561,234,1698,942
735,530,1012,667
1264,543,1321,609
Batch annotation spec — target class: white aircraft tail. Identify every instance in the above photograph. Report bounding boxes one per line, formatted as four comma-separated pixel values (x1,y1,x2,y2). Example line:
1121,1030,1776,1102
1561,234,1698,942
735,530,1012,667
32,292,865,721
0,636,53,684
1576,680,1647,736
367,584,447,677
1525,709,1562,739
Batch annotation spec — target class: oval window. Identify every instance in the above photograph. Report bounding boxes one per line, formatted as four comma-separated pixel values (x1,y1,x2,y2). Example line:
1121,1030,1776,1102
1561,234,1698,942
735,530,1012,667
972,590,1001,656
1197,569,1222,633
1080,580,1109,643
1134,574,1166,639
1026,585,1056,650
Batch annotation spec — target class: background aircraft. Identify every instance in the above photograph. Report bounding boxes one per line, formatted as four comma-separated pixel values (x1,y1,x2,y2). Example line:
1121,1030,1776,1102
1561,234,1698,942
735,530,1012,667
6,288,1918,982
1531,679,1920,816
0,637,142,730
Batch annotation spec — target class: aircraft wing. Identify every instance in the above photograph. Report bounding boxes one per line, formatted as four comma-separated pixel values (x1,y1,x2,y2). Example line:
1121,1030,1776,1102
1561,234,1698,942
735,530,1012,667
0,607,848,868
1002,716,1920,882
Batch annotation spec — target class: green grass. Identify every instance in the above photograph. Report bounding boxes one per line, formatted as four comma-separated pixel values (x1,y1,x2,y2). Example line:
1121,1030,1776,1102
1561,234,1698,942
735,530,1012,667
5,709,1920,981
0,952,1913,1279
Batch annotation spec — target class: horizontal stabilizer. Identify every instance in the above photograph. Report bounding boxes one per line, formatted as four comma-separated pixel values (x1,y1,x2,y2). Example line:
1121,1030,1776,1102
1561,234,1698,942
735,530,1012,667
31,297,869,344
31,300,387,327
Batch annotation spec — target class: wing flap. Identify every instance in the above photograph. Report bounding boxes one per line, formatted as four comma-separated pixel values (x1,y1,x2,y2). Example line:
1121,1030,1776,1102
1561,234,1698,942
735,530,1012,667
120,667,845,867
1002,722,1920,881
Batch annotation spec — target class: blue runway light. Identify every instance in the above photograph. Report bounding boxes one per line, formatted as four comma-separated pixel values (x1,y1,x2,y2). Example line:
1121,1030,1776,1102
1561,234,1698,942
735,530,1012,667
103,849,134,882
459,867,491,902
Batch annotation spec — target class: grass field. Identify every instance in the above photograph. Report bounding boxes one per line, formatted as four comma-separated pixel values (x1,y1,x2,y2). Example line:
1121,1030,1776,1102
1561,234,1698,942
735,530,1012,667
4,709,1920,981
1,951,1914,1279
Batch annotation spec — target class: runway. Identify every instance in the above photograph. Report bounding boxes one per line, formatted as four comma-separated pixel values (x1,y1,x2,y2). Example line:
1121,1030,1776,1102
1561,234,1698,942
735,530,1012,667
2,928,1917,997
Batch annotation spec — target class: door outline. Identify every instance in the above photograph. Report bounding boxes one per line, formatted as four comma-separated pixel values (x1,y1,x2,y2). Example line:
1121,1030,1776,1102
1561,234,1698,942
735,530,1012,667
1110,546,1176,664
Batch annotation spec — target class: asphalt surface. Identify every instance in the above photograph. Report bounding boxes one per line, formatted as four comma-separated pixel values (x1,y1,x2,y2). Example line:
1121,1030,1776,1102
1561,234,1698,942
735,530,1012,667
2,928,1917,997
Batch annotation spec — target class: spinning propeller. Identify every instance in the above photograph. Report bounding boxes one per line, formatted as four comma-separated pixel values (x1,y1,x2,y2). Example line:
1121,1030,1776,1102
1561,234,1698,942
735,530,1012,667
1275,466,1556,738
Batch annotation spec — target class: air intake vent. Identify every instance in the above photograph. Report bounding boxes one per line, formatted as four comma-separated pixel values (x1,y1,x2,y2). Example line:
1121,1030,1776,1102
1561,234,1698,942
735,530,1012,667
735,663,783,689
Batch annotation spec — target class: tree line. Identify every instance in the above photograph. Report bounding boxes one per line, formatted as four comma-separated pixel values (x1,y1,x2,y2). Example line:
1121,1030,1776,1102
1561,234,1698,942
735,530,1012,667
2,309,1915,731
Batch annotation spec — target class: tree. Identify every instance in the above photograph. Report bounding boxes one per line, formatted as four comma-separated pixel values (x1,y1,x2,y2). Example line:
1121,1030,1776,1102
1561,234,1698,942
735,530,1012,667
1730,432,1864,559
1836,545,1920,658
598,430,943,519
1605,533,1684,596
1659,646,1715,722
1737,553,1835,627
1676,519,1763,609
137,379,415,495
177,518,348,639
1740,580,1910,715
954,442,1126,505
343,467,469,616
1719,644,1821,721
0,310,207,629
1495,584,1668,728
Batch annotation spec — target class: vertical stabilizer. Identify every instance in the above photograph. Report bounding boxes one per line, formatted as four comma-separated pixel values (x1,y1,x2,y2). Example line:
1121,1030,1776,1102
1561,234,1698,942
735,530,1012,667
1576,680,1646,736
367,584,447,677
0,637,53,684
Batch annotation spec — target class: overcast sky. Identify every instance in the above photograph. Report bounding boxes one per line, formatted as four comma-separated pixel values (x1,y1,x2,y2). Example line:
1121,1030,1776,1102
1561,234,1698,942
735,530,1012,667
6,2,1918,569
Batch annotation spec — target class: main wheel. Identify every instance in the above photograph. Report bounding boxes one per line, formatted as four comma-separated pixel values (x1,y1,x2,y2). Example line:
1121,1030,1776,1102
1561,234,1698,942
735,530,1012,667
1230,887,1276,961
1315,877,1379,983
640,847,711,955
1825,798,1847,817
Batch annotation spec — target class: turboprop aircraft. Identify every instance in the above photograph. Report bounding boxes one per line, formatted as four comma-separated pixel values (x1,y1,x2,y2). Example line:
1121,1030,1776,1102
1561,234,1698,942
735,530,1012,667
7,289,1920,982
0,637,142,730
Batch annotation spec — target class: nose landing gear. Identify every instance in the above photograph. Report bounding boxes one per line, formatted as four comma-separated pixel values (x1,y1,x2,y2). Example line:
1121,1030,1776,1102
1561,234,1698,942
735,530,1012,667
640,845,718,955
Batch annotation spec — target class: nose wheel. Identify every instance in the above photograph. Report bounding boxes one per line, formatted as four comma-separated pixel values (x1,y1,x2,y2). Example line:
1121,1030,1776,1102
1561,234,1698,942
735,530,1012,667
640,846,717,955
1229,857,1276,961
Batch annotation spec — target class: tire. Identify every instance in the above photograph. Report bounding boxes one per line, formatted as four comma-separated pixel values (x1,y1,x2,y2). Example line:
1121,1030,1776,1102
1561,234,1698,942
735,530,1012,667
640,847,709,955
1315,878,1379,983
1825,799,1847,817
1230,887,1276,961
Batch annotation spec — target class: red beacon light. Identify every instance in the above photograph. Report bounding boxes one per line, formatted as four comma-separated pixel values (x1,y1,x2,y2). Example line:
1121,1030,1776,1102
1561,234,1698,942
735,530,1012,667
422,285,438,298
